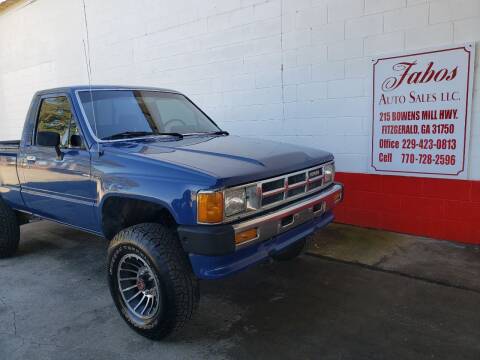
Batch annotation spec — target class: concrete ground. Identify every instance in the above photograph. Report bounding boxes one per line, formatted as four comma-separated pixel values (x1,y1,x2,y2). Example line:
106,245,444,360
0,221,479,360
309,224,480,292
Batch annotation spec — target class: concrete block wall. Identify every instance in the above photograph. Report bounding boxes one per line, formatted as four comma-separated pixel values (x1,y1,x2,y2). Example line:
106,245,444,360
1,0,479,179
1,0,480,243
0,0,89,139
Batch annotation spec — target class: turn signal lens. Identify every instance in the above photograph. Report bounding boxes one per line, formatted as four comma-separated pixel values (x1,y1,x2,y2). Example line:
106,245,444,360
197,192,224,223
235,228,258,245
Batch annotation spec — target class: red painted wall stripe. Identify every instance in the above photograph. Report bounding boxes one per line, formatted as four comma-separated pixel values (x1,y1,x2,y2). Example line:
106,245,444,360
334,172,480,245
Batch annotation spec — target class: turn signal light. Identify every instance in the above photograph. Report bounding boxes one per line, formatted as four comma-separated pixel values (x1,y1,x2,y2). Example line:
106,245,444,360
235,228,258,245
197,192,224,223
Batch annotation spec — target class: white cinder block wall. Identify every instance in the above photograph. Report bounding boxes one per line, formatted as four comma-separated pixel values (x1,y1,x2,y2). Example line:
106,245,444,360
1,0,479,177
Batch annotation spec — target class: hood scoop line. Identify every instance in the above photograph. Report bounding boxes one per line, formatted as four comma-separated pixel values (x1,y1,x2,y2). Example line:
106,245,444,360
155,146,266,167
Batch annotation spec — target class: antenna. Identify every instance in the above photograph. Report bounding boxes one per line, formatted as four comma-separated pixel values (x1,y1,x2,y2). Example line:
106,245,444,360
81,0,100,152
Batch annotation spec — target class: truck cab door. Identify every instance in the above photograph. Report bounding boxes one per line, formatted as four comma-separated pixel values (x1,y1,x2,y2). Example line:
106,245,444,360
18,94,98,231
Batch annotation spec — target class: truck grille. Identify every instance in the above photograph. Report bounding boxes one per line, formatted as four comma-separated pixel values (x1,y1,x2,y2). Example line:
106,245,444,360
221,162,334,223
260,166,325,208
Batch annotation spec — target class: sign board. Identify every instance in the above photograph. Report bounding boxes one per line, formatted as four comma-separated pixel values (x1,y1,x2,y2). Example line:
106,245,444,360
371,44,475,178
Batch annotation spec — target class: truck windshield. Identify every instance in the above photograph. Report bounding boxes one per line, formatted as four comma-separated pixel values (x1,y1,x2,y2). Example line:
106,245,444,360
78,90,221,140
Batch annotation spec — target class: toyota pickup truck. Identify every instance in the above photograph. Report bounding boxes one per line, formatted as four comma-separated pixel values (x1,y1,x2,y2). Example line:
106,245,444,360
0,86,343,339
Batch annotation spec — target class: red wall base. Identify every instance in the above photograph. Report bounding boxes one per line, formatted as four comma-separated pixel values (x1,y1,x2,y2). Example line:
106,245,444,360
334,172,480,245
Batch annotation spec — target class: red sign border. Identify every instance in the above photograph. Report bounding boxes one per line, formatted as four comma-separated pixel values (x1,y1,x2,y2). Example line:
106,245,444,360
371,45,473,177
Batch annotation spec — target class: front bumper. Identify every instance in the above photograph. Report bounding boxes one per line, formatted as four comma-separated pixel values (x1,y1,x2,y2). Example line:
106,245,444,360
178,183,343,279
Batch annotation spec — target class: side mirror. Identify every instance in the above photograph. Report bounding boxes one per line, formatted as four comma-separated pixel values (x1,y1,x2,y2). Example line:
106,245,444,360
37,131,60,147
70,134,83,148
37,131,63,160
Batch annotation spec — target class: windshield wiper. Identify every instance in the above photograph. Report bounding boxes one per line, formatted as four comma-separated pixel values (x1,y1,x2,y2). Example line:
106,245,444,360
210,131,229,136
183,131,229,137
156,132,184,139
102,131,183,140
102,131,155,140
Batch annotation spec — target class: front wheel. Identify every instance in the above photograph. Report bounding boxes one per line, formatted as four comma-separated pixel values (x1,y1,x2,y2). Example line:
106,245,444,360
107,223,199,340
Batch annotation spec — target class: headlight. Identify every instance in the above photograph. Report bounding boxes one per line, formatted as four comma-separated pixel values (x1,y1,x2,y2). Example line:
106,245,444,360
324,163,335,184
224,188,246,217
224,185,261,217
198,185,261,223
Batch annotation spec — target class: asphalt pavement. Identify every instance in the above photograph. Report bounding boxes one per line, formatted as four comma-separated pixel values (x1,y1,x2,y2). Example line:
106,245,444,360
0,221,479,360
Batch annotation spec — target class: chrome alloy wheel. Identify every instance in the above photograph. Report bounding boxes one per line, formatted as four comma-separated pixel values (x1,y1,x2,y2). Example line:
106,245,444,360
117,253,161,320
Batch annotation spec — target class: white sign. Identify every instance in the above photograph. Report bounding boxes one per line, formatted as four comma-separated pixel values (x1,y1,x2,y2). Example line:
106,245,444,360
371,44,475,178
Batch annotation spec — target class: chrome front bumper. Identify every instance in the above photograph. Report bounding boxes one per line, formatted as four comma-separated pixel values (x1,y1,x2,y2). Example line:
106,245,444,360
233,183,343,248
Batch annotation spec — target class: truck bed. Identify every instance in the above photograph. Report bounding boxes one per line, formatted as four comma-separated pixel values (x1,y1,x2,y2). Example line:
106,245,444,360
0,140,20,152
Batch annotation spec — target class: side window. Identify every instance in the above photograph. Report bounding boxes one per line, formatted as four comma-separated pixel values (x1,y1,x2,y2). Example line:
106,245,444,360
36,96,79,148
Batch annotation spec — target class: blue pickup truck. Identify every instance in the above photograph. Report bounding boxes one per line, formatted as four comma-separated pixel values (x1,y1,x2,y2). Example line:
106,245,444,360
0,85,343,339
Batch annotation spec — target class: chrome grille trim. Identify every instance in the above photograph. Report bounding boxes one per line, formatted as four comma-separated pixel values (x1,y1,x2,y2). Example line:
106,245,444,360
260,165,324,206
223,161,334,223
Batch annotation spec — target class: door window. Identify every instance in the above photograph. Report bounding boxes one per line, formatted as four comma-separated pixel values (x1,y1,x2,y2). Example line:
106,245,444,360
36,96,81,148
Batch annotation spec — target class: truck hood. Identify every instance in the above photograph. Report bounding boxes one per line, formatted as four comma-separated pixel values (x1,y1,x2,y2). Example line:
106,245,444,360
104,135,334,187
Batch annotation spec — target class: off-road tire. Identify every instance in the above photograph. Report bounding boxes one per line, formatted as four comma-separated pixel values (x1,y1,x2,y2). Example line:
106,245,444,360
107,223,199,340
0,198,20,258
271,239,306,261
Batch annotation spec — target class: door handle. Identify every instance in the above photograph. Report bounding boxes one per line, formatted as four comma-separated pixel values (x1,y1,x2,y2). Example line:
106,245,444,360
26,156,36,163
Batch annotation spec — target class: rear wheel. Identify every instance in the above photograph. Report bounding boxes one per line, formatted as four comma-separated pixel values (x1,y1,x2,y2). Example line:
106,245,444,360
271,239,306,261
107,223,199,340
0,198,20,258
